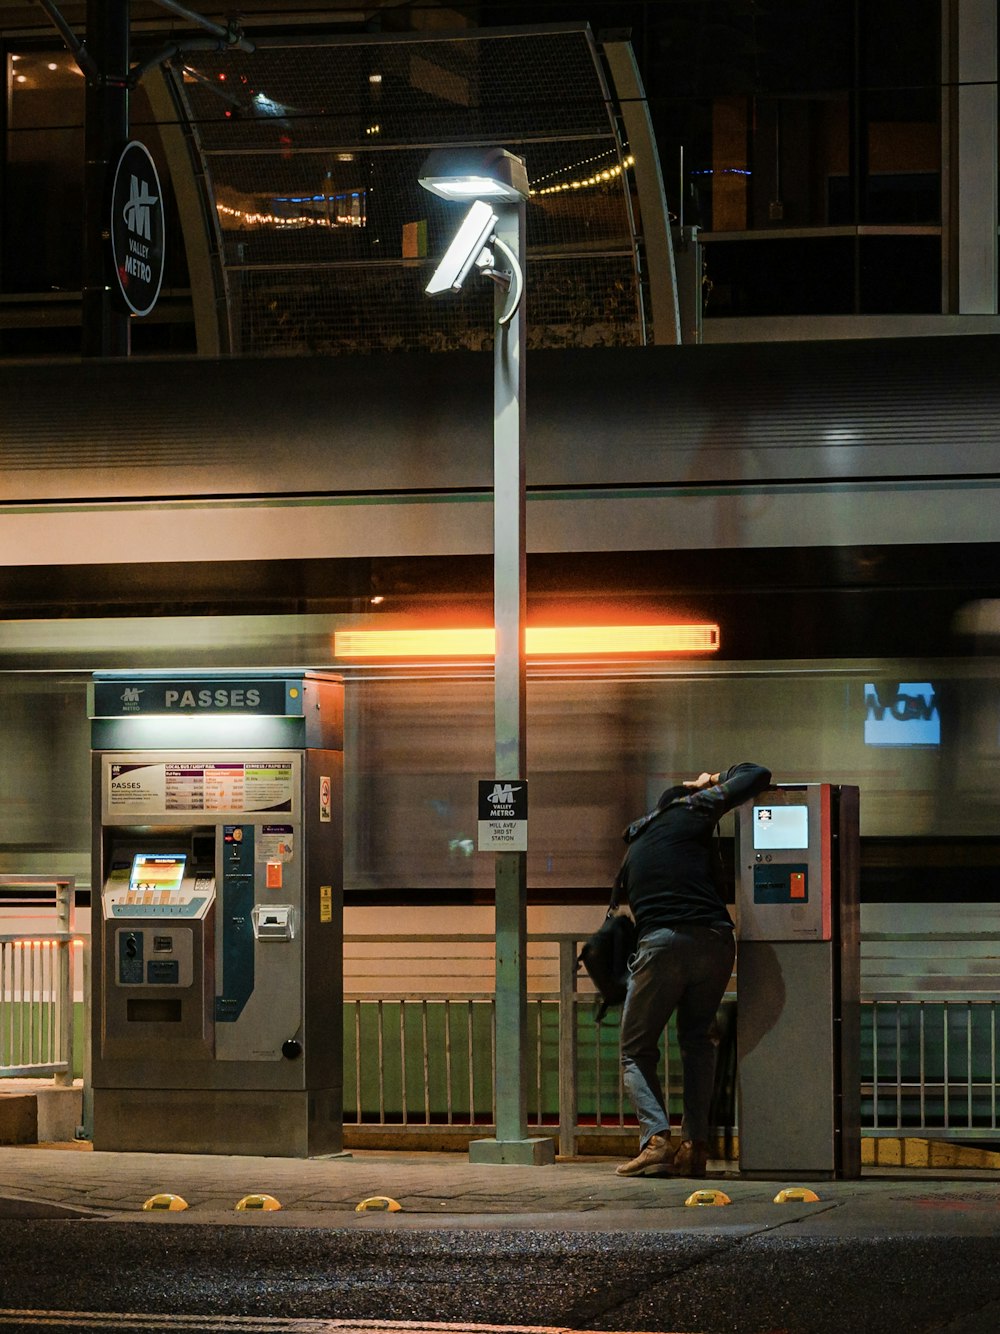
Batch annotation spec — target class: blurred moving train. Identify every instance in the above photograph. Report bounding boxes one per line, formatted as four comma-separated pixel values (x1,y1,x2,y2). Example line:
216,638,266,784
2,335,1000,920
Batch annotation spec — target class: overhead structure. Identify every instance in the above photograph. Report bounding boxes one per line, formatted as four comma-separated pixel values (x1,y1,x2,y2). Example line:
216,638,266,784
159,24,669,356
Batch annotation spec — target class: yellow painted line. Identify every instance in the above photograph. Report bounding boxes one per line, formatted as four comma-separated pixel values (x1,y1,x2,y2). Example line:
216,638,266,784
863,1137,1000,1170
0,1314,690,1333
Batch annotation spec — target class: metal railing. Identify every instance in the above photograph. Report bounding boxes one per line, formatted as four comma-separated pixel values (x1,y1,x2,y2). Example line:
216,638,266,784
343,932,1000,1151
4,917,999,1149
865,997,1000,1139
342,933,726,1156
0,876,76,1083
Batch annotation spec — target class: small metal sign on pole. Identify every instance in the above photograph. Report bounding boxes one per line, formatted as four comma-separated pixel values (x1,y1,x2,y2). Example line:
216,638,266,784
477,780,528,852
110,140,165,318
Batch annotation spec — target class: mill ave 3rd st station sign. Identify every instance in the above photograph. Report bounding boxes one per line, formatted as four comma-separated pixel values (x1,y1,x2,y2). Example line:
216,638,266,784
478,781,528,852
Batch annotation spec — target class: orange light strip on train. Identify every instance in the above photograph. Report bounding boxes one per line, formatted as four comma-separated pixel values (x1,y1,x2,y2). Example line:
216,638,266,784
334,624,720,658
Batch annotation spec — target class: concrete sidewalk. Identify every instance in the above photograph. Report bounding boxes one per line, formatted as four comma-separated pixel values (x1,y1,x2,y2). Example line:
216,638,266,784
3,1140,1000,1237
5,1079,1000,1235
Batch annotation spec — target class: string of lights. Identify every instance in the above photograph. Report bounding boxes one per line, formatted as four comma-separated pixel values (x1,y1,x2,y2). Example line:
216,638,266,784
532,153,635,196
214,145,633,231
216,201,365,228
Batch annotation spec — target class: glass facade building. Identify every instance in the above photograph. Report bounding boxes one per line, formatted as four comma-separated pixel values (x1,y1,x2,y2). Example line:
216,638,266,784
0,0,995,355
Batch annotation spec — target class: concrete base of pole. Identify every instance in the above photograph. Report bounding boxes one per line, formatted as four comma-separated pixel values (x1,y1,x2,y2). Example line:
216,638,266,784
468,1136,556,1166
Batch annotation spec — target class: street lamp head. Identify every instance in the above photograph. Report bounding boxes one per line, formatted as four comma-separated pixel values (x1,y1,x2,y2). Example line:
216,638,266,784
424,199,499,297
418,147,529,204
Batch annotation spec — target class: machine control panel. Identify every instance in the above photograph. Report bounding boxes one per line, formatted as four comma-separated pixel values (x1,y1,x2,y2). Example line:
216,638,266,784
736,785,832,941
752,863,809,904
104,852,214,919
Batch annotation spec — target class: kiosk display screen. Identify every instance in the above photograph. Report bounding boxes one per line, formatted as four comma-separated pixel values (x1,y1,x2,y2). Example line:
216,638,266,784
752,805,809,850
104,848,211,918
129,854,187,896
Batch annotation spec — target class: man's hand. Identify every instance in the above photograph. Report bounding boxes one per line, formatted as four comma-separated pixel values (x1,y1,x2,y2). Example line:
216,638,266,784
683,771,720,790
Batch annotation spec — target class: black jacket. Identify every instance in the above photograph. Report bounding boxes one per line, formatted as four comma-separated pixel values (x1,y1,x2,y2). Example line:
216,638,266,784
619,763,772,937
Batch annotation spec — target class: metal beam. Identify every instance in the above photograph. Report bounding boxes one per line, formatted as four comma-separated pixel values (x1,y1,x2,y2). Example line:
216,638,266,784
601,40,682,344
81,0,130,358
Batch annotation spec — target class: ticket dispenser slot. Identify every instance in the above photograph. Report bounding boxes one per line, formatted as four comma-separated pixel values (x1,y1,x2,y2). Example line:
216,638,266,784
736,784,860,1180
251,904,297,941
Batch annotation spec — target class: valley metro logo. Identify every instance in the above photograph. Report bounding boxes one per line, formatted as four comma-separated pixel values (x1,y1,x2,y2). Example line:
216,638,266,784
123,175,158,239
487,782,523,805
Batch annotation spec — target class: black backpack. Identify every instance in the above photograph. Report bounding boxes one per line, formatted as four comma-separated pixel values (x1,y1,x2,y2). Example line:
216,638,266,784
577,904,637,1023
576,797,676,1021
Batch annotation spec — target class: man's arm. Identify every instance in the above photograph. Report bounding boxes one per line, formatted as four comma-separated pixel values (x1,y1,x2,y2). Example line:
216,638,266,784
683,763,772,820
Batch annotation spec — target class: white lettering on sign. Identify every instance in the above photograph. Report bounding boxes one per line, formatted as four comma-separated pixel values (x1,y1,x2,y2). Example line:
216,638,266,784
163,688,263,709
124,254,152,282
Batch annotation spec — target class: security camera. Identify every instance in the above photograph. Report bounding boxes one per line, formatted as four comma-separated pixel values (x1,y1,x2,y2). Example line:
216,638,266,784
425,199,499,297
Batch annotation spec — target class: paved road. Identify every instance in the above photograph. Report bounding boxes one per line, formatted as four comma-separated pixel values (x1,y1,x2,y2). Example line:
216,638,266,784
4,1148,1000,1332
2,1214,1000,1334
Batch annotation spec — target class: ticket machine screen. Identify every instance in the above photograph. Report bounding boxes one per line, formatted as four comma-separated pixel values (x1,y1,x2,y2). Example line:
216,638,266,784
104,845,210,918
129,854,187,898
752,804,809,850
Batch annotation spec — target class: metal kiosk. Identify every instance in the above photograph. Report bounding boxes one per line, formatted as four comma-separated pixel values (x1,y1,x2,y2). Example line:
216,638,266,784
89,671,343,1157
735,783,860,1179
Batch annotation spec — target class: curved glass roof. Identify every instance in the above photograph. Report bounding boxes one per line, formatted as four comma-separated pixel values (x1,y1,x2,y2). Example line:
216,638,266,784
169,25,646,355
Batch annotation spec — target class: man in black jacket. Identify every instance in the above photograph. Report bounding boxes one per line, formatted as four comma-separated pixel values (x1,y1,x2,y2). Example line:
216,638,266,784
615,762,772,1178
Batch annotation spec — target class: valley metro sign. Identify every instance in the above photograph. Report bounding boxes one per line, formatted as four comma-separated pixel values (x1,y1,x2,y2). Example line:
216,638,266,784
111,140,165,317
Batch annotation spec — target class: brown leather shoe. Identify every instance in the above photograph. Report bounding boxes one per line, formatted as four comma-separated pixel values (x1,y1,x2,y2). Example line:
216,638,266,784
615,1133,677,1177
668,1139,709,1178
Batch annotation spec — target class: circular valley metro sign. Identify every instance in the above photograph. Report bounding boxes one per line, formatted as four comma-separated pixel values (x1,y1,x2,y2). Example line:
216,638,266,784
111,140,165,317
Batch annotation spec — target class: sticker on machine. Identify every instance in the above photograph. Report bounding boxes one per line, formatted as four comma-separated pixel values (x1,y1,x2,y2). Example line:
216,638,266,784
107,762,167,813
107,760,293,815
256,826,294,862
242,763,294,812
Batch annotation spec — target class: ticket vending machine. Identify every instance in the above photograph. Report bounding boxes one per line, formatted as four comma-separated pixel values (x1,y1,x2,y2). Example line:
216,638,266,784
735,784,861,1178
89,671,343,1157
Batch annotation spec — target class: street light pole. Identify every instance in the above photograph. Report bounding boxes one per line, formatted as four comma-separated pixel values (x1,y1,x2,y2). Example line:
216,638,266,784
418,149,553,1165
478,197,551,1163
